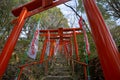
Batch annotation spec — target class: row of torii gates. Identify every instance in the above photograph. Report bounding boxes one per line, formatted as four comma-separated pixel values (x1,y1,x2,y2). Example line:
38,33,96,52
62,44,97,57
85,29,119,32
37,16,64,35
0,0,120,80
17,27,88,80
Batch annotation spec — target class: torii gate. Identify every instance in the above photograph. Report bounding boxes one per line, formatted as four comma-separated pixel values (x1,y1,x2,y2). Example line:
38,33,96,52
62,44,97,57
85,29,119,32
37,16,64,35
39,27,82,63
16,27,84,80
0,0,120,80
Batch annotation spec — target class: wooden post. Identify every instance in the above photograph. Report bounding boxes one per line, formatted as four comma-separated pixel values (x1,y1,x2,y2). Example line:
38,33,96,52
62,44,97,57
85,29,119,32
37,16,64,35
73,29,80,61
17,68,24,80
0,8,28,78
84,66,87,80
83,0,120,79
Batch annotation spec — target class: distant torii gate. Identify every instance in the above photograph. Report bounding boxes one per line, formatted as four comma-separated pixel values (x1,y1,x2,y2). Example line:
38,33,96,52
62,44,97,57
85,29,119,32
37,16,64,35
39,28,82,63
0,0,120,80
17,27,84,80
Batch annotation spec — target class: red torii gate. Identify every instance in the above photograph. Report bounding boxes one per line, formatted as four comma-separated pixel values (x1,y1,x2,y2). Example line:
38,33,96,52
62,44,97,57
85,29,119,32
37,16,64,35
0,0,70,78
39,28,82,63
17,27,83,80
0,0,120,79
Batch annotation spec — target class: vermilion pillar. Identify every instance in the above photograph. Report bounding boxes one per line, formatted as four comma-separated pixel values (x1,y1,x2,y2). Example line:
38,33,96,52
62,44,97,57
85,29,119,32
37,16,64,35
64,44,69,59
40,38,48,63
73,29,80,61
0,8,28,78
48,41,54,60
69,41,72,57
83,0,120,80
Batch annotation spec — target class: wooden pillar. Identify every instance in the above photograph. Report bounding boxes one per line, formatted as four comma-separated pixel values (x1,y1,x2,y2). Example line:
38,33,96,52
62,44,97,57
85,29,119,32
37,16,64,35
0,8,28,78
73,29,80,61
40,31,49,63
17,68,24,80
84,66,87,80
83,0,120,79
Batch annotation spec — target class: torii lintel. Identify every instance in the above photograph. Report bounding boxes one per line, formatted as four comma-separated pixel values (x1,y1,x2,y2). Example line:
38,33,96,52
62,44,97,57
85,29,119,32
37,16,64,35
12,0,70,17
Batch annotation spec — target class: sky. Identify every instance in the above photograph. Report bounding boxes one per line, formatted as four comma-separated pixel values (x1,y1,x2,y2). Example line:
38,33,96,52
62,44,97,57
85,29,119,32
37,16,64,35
57,0,82,28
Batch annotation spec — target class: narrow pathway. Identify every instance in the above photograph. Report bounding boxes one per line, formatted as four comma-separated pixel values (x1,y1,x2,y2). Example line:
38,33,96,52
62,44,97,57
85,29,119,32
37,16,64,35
42,53,73,80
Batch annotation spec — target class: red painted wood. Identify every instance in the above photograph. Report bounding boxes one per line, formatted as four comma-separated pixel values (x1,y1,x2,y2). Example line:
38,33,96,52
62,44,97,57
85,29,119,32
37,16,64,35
64,43,69,59
17,68,24,80
27,0,70,17
39,39,48,63
0,8,28,78
12,0,42,17
73,29,80,61
58,28,63,45
83,0,120,80
12,0,69,17
40,28,81,33
42,0,53,7
48,41,54,60
40,32,82,37
79,18,90,55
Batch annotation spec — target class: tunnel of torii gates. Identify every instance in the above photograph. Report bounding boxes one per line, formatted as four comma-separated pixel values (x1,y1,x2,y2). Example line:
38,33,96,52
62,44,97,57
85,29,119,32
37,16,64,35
0,0,120,80
16,28,87,80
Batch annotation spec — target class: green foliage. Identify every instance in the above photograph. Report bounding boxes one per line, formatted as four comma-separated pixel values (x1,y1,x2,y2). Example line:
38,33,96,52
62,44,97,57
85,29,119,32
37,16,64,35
96,0,110,20
31,7,69,29
76,32,97,61
77,0,110,19
110,26,120,47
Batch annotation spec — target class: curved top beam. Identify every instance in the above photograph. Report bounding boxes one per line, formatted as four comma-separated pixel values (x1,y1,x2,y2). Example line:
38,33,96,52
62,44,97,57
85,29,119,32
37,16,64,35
12,0,42,17
12,0,69,17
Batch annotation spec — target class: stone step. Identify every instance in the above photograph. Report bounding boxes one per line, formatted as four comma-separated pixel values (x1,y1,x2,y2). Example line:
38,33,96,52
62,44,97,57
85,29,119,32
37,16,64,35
55,62,67,64
53,65,70,68
54,63,68,66
53,66,71,72
48,71,72,76
54,63,69,67
42,76,73,80
55,59,67,62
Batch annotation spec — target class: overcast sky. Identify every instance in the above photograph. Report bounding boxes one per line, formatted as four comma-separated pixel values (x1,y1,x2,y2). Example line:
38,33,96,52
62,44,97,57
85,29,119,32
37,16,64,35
57,0,89,28
57,0,80,28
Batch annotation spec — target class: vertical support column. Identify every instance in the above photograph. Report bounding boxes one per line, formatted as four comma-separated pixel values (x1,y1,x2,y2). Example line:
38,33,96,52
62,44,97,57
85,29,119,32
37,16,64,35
48,40,54,60
73,29,80,61
40,33,48,63
84,66,87,80
58,28,63,46
79,18,90,55
83,0,120,80
17,68,24,80
58,28,63,53
64,42,70,59
0,8,28,78
69,40,72,57
64,44,68,59
40,31,50,63
69,41,73,66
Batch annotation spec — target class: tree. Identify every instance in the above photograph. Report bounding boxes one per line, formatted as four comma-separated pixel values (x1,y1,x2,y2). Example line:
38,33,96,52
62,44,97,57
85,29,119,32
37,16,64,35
110,26,120,47
105,0,120,19
0,0,14,50
35,7,69,29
